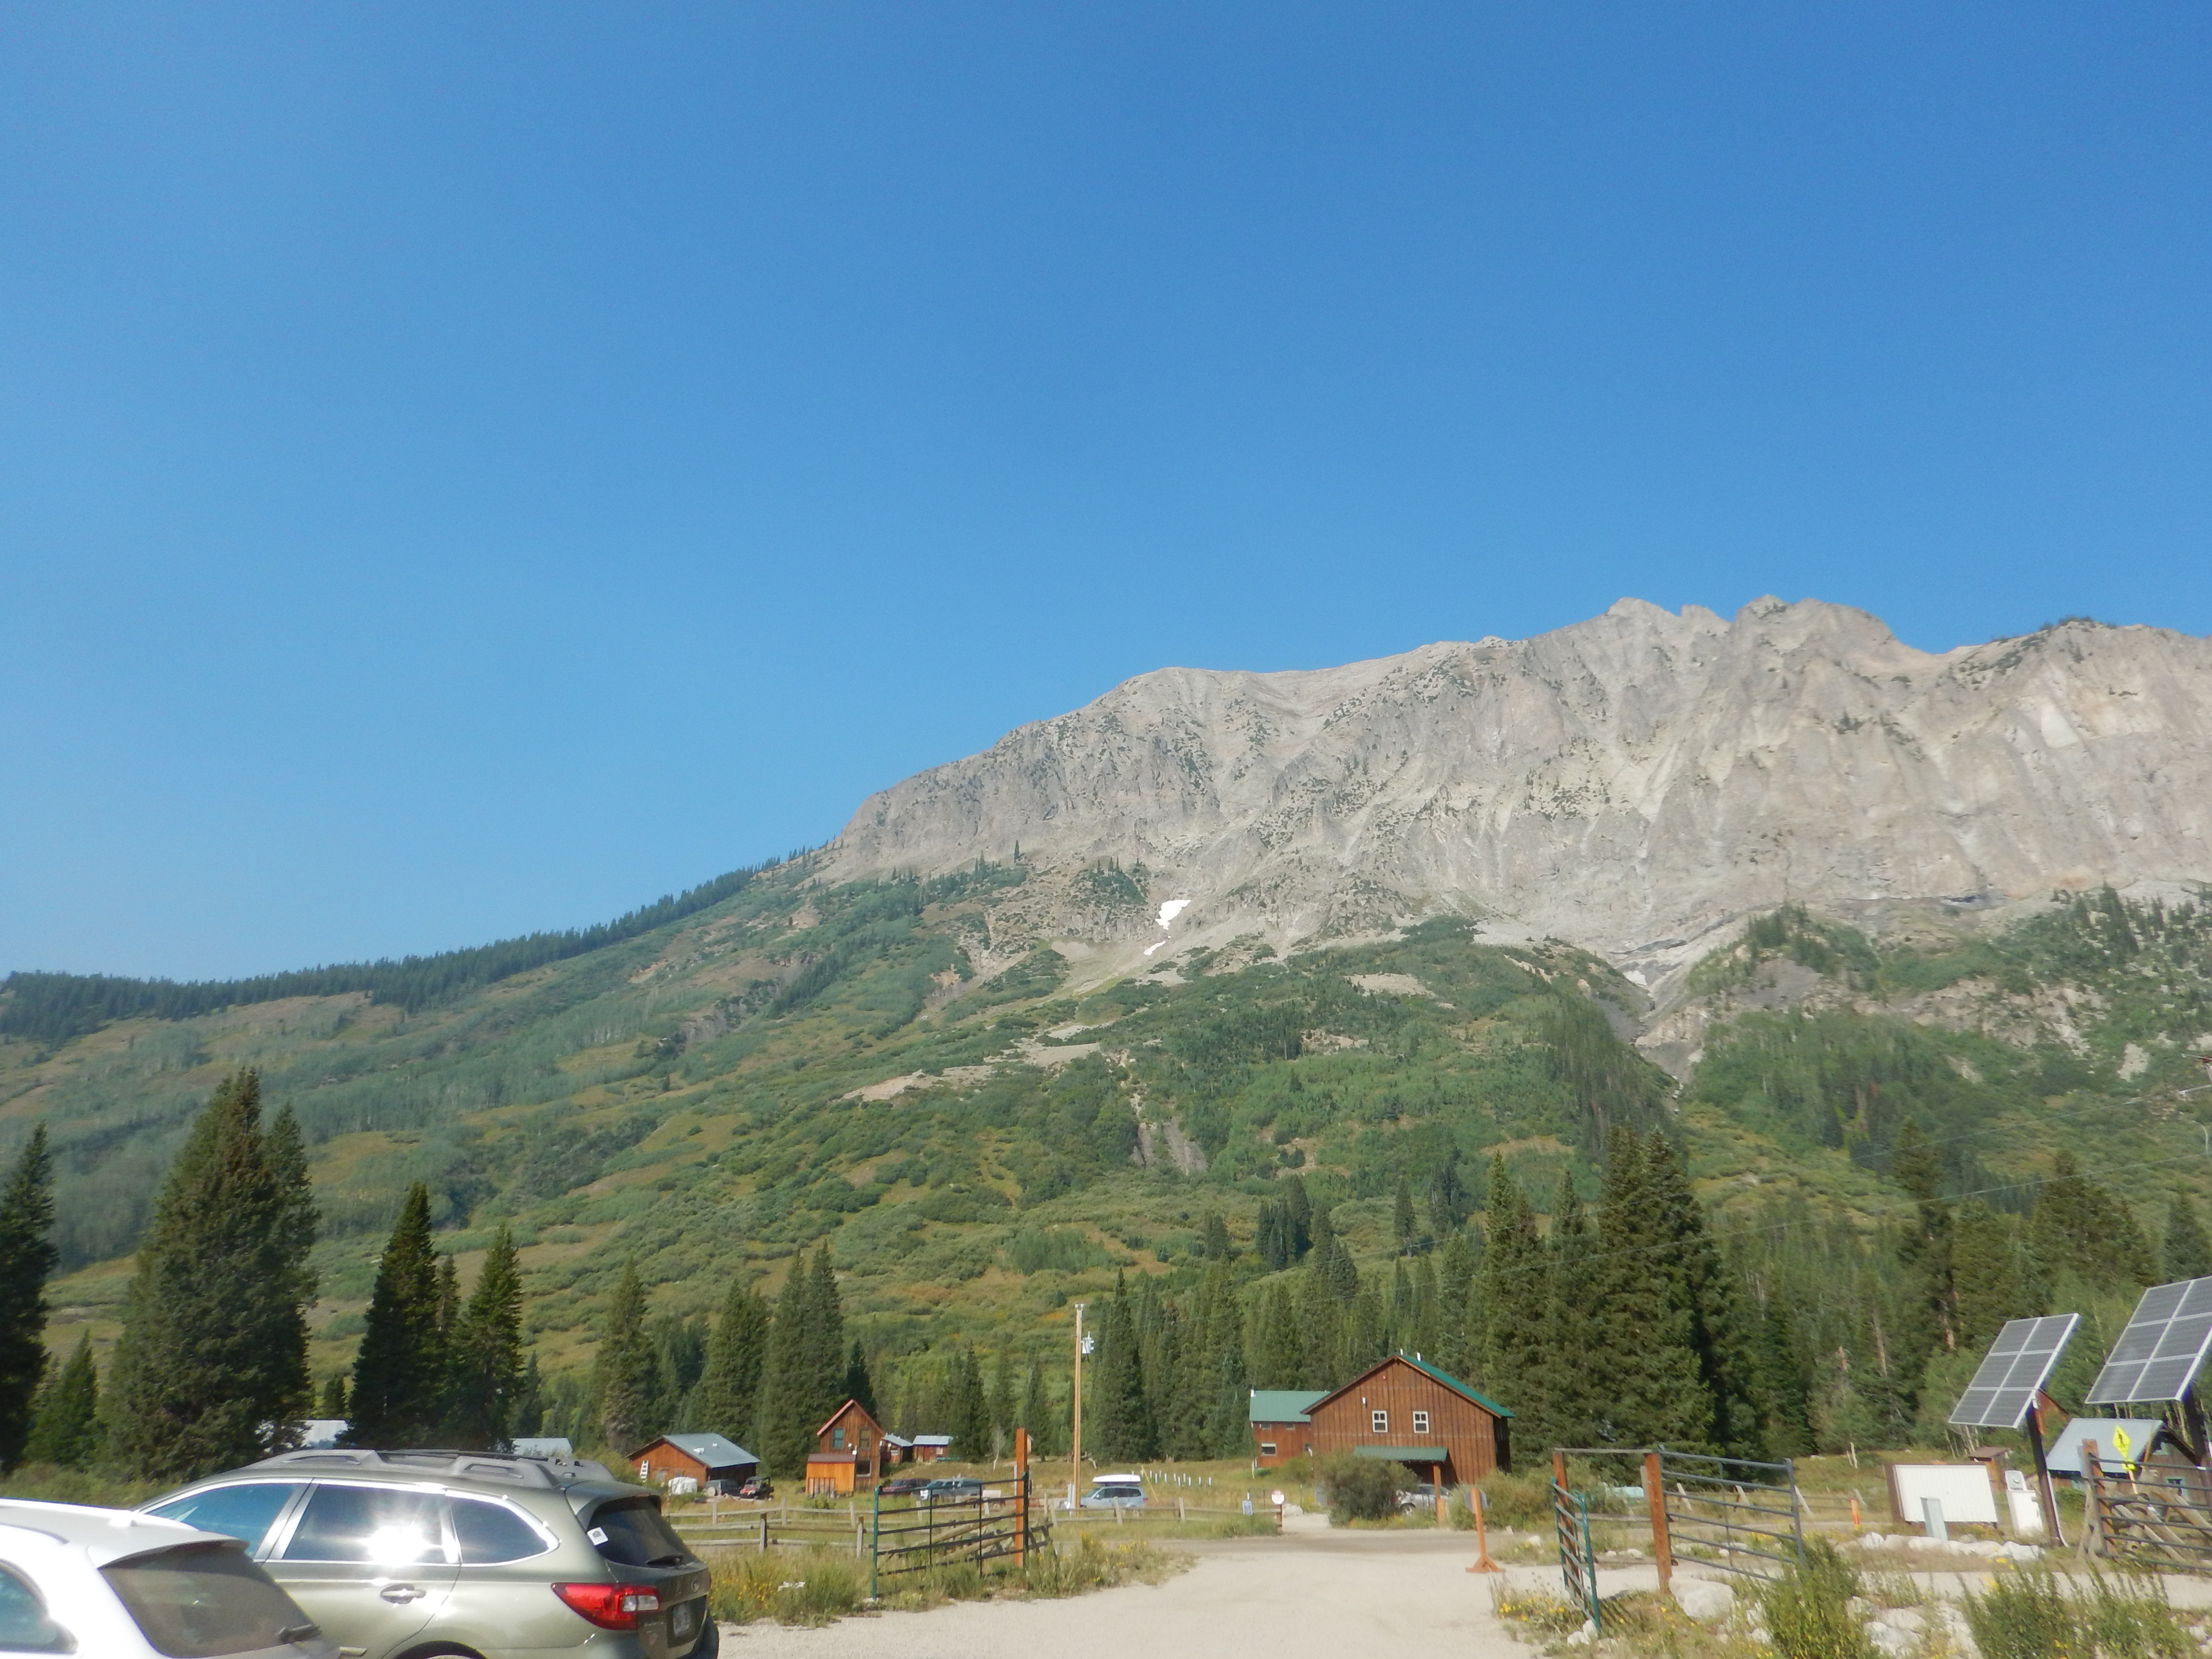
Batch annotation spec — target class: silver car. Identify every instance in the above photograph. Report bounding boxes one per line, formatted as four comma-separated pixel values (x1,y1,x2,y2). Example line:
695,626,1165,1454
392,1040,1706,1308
0,1498,337,1658
142,1448,715,1659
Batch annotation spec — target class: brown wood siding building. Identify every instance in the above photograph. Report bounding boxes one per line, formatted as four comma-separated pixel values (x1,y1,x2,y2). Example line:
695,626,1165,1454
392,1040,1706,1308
1300,1355,1512,1486
816,1400,887,1483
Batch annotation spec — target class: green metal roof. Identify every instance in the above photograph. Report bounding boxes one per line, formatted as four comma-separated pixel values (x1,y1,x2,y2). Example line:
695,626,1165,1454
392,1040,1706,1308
1395,1352,1514,1419
1249,1389,1330,1424
1352,1444,1449,1461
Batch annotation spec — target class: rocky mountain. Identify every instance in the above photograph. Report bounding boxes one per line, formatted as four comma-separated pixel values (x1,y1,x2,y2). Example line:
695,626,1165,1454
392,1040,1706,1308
830,598,2212,990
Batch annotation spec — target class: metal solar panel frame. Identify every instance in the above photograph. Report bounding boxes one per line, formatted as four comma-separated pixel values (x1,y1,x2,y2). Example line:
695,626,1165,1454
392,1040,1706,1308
1949,1313,2081,1429
2084,1277,2212,1406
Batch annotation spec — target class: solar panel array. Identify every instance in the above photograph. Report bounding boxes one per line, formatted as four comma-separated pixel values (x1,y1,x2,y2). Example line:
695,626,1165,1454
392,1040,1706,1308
2084,1277,2212,1406
1949,1314,2081,1429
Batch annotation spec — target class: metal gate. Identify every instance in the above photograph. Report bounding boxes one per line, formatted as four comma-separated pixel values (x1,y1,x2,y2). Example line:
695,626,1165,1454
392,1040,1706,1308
1552,1475,1601,1631
1656,1449,1803,1583
868,1461,1050,1595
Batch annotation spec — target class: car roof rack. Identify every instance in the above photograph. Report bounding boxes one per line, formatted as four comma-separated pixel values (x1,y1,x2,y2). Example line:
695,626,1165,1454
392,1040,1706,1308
245,1448,618,1489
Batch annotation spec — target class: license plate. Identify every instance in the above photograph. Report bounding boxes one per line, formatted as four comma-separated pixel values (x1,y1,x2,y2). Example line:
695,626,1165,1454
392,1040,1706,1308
671,1599,699,1639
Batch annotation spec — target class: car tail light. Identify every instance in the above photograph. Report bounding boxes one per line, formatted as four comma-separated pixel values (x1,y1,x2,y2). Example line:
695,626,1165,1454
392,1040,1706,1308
553,1581,663,1630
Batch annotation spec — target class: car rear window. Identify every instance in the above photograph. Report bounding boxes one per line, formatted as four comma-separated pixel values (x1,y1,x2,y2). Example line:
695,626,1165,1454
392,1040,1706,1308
586,1498,695,1568
451,1498,550,1564
144,1483,304,1555
102,1542,313,1659
0,1563,71,1653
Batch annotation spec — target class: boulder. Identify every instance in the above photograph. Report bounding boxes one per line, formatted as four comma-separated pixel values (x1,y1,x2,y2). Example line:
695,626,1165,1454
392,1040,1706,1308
1672,1579,1737,1625
1868,1623,1916,1656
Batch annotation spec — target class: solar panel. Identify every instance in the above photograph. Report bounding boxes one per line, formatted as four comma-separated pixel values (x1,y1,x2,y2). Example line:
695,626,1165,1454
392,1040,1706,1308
2084,1277,2212,1406
1949,1314,2081,1429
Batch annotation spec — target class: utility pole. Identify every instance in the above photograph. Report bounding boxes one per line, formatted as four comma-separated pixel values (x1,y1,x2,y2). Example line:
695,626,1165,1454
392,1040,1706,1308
1071,1302,1087,1514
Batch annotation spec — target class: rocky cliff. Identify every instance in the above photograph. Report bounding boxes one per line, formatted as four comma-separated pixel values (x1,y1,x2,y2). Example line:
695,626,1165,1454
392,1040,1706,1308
829,598,2212,983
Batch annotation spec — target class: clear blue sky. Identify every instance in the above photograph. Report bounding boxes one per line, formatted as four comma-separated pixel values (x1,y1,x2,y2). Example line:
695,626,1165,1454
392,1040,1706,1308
5,2,2209,980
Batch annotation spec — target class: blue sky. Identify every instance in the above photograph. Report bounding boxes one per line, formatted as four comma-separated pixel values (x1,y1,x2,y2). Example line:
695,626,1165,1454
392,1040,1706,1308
5,2,2209,979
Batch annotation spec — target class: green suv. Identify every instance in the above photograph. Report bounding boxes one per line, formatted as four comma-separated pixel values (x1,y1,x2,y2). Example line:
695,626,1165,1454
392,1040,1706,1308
141,1449,715,1659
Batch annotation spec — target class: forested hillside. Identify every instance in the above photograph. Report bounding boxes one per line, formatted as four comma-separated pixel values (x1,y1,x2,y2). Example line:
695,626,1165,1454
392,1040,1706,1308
8,859,2212,1469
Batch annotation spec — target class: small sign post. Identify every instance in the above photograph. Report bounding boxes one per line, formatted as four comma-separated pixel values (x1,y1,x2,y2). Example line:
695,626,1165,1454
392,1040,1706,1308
1271,1488,1285,1535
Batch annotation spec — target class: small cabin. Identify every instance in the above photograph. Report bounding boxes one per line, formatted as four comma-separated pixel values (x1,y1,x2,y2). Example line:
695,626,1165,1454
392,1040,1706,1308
910,1434,952,1463
815,1399,888,1485
628,1432,759,1493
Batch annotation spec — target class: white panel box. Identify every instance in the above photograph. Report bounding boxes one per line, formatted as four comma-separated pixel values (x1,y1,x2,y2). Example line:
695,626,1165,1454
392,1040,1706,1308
1887,1463,1999,1529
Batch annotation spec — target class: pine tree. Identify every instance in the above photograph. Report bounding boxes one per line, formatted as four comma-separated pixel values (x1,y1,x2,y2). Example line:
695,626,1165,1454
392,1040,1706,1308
1296,1264,1345,1388
1478,1157,1548,1421
594,1261,658,1456
1203,1212,1232,1262
986,1347,1015,1456
262,1104,320,1432
1021,1362,1053,1454
447,1226,525,1450
1393,1178,1419,1256
1586,1130,1707,1448
954,1346,991,1459
1283,1175,1313,1262
2166,1194,2212,1283
0,1127,57,1473
800,1247,847,1433
25,1332,97,1468
107,1070,318,1480
2029,1152,2155,1291
1540,1176,1602,1448
1428,1157,1470,1241
346,1184,447,1449
693,1279,770,1447
1091,1278,1156,1460
1952,1202,2036,1349
1642,1131,1766,1456
842,1342,878,1420
752,1247,836,1476
318,1375,348,1416
1253,1284,1303,1388
1436,1229,1480,1381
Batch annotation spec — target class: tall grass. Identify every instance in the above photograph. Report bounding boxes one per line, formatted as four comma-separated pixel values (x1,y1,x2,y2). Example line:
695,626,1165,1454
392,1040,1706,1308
702,1534,1182,1627
1759,1538,1873,1659
1962,1567,2190,1659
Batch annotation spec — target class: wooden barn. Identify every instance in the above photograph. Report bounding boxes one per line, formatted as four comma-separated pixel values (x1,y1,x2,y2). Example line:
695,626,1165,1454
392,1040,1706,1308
628,1432,759,1493
1251,1355,1511,1487
813,1399,889,1487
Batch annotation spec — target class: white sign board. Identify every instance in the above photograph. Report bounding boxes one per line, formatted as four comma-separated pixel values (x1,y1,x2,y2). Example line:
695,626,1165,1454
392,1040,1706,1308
1270,1489,1286,1507
1888,1464,1998,1528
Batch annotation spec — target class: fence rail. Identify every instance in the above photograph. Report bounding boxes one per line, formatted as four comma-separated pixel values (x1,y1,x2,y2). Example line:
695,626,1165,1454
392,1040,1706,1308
1551,1445,1804,1595
2084,1438,2212,1576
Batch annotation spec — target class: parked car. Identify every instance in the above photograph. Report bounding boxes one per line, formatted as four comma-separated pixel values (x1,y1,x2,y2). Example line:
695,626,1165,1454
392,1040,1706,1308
0,1498,338,1658
916,1478,984,1504
141,1447,716,1659
1079,1477,1146,1510
876,1477,929,1498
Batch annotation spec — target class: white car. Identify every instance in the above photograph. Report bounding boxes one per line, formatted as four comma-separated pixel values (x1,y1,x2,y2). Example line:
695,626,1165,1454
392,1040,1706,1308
0,1499,337,1658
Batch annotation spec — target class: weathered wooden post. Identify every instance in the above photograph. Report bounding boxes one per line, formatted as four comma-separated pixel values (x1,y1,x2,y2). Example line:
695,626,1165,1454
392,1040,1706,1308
1644,1450,1672,1595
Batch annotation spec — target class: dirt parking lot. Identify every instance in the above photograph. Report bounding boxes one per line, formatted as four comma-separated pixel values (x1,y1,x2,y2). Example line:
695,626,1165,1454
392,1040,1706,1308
719,1527,1571,1659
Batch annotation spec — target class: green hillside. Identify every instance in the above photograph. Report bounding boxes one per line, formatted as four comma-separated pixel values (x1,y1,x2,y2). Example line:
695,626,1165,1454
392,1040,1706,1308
8,861,2212,1462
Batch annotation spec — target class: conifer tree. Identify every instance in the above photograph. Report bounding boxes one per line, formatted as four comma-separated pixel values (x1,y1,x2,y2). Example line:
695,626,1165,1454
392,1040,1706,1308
986,1347,1015,1455
1091,1277,1156,1460
1952,1202,2036,1349
594,1260,658,1455
1394,1177,1419,1256
1436,1229,1480,1381
1297,1265,1345,1387
1252,1284,1303,1388
1648,1131,1766,1455
694,1279,770,1446
753,1246,841,1475
2166,1194,2212,1283
2029,1152,2155,1290
108,1070,318,1480
1478,1157,1548,1420
1282,1175,1313,1262
1411,1254,1441,1360
953,1346,991,1459
318,1375,348,1417
1540,1177,1603,1448
800,1247,847,1430
1587,1130,1707,1447
1203,1212,1232,1262
25,1332,97,1468
0,1127,57,1473
1428,1156,1470,1241
346,1184,447,1449
842,1342,878,1420
1021,1362,1053,1453
448,1226,525,1450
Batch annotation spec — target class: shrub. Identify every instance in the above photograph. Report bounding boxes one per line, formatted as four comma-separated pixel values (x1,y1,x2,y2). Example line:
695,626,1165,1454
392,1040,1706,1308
1316,1453,1413,1523
2081,1571,2190,1659
706,1548,864,1626
1759,1538,1873,1659
1961,1565,2075,1659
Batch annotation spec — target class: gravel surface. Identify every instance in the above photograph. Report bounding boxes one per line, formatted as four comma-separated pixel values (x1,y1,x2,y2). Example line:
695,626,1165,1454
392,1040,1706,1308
716,1530,1558,1659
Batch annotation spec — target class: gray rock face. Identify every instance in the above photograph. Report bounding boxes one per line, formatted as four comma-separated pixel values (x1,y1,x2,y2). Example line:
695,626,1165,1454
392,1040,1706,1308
830,598,2212,971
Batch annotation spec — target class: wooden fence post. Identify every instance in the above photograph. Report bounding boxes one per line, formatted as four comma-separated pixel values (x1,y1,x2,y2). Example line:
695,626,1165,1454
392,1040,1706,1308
2081,1441,2104,1559
1644,1450,1672,1596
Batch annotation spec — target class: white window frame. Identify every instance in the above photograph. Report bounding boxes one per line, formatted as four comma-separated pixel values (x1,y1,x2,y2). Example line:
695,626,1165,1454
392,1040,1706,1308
1259,1442,1277,1457
1412,1410,1431,1435
1371,1409,1389,1434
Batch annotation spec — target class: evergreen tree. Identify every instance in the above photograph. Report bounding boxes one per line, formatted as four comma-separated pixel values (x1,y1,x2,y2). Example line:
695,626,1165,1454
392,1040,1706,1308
1428,1156,1471,1241
107,1070,318,1480
1478,1157,1548,1420
842,1342,878,1420
1296,1263,1345,1387
1952,1202,2036,1349
512,1354,546,1437
799,1247,847,1433
1020,1362,1053,1454
1586,1130,1707,1447
693,1279,770,1447
0,1128,57,1473
1393,1178,1419,1256
25,1332,97,1469
1642,1130,1766,1456
594,1261,658,1455
318,1375,348,1416
753,1246,841,1476
1283,1176,1313,1262
2029,1152,2155,1291
1539,1177,1603,1448
2166,1194,2212,1283
985,1347,1015,1456
1203,1212,1232,1262
1253,1284,1303,1387
448,1226,525,1450
346,1185,447,1449
1757,1297,1815,1457
1436,1229,1480,1381
953,1346,991,1459
1410,1254,1441,1360
1091,1277,1156,1460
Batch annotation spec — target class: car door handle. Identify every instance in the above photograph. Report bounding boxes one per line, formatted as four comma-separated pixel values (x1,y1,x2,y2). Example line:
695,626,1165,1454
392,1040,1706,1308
379,1585,426,1603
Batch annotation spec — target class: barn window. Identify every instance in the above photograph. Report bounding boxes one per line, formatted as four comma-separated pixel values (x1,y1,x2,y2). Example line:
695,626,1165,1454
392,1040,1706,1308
1413,1411,1431,1435
1260,1442,1277,1457
1371,1410,1389,1434
832,1428,845,1450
